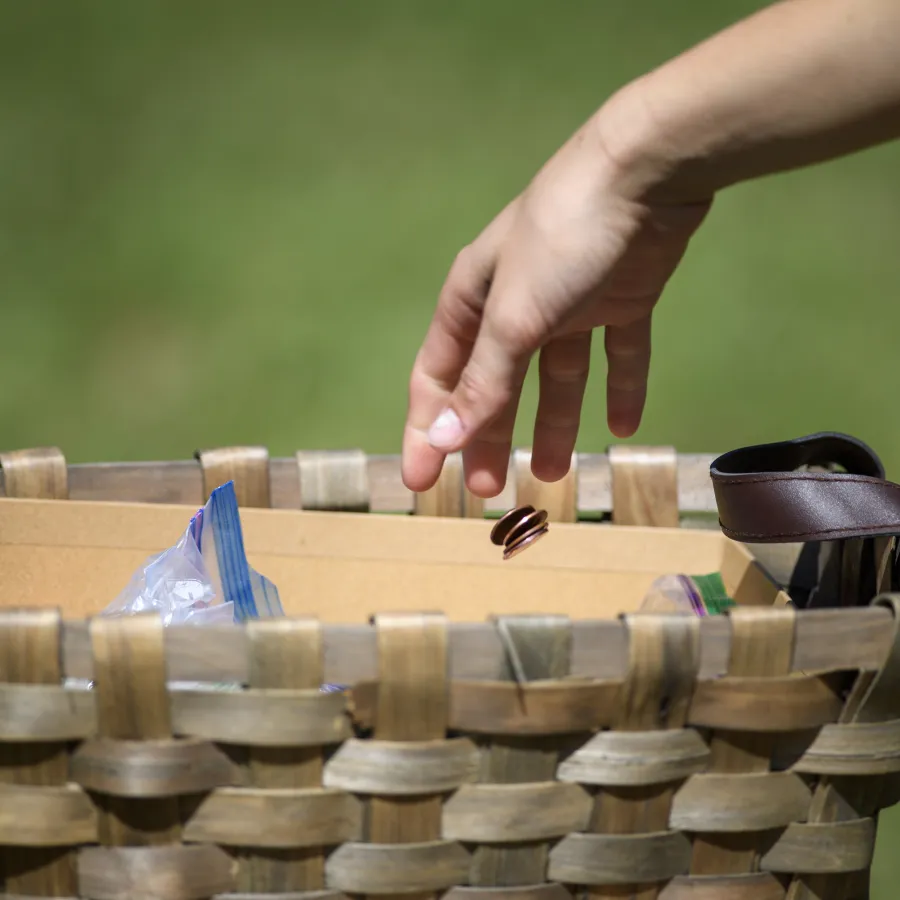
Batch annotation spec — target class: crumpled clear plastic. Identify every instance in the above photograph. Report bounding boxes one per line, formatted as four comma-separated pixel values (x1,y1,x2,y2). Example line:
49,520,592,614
66,479,283,691
102,479,282,626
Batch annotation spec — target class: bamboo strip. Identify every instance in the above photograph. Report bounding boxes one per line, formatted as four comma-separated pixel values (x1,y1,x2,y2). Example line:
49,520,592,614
0,609,78,894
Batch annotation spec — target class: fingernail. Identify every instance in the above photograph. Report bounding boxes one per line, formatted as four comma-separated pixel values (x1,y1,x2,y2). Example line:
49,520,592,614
427,408,464,450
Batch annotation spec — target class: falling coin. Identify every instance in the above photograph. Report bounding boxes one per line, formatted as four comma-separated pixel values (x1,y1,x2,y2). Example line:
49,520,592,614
505,508,548,547
491,505,550,559
503,524,549,559
490,505,535,546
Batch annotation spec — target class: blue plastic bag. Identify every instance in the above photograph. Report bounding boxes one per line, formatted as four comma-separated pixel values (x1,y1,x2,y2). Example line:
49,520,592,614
101,480,283,625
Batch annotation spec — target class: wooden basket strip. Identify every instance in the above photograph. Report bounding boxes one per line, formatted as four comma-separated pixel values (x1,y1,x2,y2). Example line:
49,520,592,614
4,677,898,780
657,872,793,900
442,782,592,843
0,672,852,750
183,787,363,849
557,729,711,787
513,451,578,523
608,445,679,527
690,607,797,875
359,612,453,900
50,607,895,687
88,615,180,845
464,615,574,887
1,895,83,900
322,737,480,795
0,784,97,846
297,450,370,512
171,689,349,747
577,614,699,900
549,831,693,886
70,736,234,797
0,609,78,895
786,593,900,900
77,844,234,900
413,453,483,519
210,892,350,900
195,446,272,508
442,886,572,900
79,614,236,899
0,448,722,516
0,447,68,499
671,772,812,832
325,841,472,895
228,619,333,892
687,672,845,732
760,818,876,874
784,717,900,775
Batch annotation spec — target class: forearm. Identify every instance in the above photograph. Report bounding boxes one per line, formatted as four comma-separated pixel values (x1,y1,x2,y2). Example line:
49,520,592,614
601,0,900,201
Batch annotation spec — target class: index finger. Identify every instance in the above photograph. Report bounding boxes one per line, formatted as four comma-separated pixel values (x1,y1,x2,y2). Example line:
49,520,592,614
401,202,518,492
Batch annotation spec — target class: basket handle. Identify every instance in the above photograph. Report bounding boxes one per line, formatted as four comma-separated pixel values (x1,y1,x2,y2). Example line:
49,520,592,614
709,431,900,543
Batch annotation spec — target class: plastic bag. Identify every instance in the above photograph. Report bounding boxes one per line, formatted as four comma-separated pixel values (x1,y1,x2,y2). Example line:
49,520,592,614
639,572,736,616
65,481,353,694
102,479,282,625
64,480,283,692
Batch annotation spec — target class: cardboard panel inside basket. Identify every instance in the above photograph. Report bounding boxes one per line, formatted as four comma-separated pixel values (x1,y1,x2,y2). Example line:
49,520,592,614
0,497,783,620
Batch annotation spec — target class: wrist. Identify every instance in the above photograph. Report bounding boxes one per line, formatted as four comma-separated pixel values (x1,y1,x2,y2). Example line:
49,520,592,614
590,76,716,208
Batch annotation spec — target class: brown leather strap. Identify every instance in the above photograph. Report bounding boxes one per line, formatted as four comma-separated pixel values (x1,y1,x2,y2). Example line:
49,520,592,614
710,432,900,543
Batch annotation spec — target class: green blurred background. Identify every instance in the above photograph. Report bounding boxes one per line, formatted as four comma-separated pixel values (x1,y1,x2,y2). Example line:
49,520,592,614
1,0,898,891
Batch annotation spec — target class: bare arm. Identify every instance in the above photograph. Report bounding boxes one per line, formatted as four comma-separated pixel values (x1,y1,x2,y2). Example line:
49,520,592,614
604,0,900,201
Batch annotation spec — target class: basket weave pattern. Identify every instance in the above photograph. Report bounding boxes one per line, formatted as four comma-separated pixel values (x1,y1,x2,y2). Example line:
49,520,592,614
1,602,899,900
2,445,900,898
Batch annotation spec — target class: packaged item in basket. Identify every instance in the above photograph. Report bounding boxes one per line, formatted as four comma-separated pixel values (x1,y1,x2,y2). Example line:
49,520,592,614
103,479,282,626
66,480,283,691
640,572,736,616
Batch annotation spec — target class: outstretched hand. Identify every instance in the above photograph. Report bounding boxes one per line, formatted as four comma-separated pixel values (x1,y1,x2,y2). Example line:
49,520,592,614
401,116,710,499
402,0,900,499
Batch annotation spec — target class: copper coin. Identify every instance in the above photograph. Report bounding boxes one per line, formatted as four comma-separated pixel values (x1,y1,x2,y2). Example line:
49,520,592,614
505,508,548,547
505,519,548,552
503,524,549,559
490,505,535,546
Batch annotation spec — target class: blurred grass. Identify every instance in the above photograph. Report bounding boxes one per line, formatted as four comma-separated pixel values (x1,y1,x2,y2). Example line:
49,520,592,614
1,2,900,891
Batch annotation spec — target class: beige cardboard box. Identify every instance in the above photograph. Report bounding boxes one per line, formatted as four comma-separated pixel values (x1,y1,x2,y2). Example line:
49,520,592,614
0,496,785,621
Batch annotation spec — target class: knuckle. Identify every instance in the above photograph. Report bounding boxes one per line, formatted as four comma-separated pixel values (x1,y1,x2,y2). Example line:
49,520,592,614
536,409,579,430
457,362,508,413
444,246,482,300
487,306,543,354
541,334,591,383
435,246,488,340
606,345,643,363
608,371,646,393
450,244,476,275
543,354,589,383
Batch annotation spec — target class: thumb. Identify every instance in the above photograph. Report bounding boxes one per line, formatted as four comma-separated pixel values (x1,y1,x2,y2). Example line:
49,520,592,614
425,298,536,454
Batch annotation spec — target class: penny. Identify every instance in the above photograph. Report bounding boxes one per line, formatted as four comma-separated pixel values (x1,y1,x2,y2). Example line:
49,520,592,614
490,505,535,546
503,523,549,560
504,508,548,547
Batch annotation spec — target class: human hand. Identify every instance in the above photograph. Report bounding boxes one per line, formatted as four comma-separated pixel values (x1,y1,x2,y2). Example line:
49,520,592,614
403,0,900,500
401,106,710,499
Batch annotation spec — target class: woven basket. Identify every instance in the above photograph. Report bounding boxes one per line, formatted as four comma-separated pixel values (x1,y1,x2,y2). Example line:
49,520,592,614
0,444,898,900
